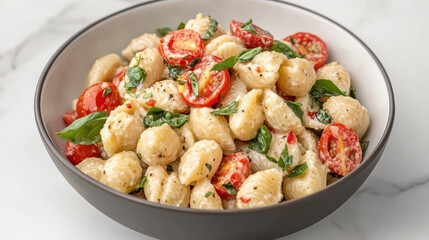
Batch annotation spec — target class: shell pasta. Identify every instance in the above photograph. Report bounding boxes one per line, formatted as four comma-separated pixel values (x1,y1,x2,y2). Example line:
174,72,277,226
57,13,371,210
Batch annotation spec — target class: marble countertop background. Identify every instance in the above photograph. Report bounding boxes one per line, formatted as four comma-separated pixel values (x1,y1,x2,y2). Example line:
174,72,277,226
1,0,428,239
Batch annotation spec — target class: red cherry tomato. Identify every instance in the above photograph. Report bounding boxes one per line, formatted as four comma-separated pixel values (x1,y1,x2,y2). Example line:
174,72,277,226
287,131,296,144
65,141,101,165
76,82,121,117
178,55,229,107
284,32,328,70
319,123,362,176
112,66,128,88
62,110,78,126
230,20,274,50
211,152,251,200
158,29,204,66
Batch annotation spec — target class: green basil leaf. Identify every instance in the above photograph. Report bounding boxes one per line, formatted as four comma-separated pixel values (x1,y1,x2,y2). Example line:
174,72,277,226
177,22,185,30
189,72,199,97
126,89,139,98
360,140,370,152
286,162,308,178
278,144,293,171
205,163,212,171
241,19,259,36
166,63,181,80
136,153,142,160
189,58,201,67
270,40,301,59
56,111,107,145
125,66,147,90
248,125,272,154
166,164,173,173
349,85,357,99
316,109,331,124
310,79,347,99
237,47,262,63
177,80,186,85
201,18,218,40
266,155,278,164
285,100,303,124
222,182,238,195
211,101,238,116
290,37,296,45
142,92,153,99
102,87,112,97
182,54,188,59
310,94,323,108
157,27,172,37
130,175,148,194
143,107,189,128
210,56,238,71
205,191,213,198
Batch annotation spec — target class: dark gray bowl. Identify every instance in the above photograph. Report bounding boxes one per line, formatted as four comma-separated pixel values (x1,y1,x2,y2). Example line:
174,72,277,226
34,0,395,239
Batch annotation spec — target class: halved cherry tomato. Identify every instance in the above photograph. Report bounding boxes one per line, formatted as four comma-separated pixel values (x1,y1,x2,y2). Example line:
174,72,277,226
211,152,251,200
158,29,204,66
65,141,101,165
62,110,78,126
112,66,128,88
230,20,274,50
178,55,229,107
284,32,328,70
76,82,121,117
319,123,362,176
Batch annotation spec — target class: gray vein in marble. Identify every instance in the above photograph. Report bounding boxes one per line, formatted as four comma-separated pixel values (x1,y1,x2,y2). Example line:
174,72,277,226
356,176,429,197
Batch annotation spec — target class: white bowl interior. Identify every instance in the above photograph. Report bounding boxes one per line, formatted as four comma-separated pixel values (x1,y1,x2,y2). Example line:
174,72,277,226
41,0,390,165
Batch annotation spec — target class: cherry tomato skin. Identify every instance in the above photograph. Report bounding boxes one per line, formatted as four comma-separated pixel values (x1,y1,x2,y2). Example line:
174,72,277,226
62,110,78,126
284,32,328,70
211,152,251,200
76,82,122,117
65,141,101,165
230,20,274,50
179,55,230,108
112,66,128,88
158,29,204,66
319,123,362,176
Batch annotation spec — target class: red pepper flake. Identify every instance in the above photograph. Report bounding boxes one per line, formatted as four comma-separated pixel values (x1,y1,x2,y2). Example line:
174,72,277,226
287,131,296,144
126,103,132,108
255,66,262,74
239,197,251,203
308,111,316,119
146,98,155,106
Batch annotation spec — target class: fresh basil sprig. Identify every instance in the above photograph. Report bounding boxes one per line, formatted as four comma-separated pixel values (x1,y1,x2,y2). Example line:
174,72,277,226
124,66,147,91
126,89,139,98
189,58,201,67
222,182,238,195
310,79,347,99
360,140,370,153
189,72,199,97
166,63,181,80
210,47,262,71
241,19,259,36
316,109,331,124
202,18,218,40
248,125,272,154
102,87,112,97
286,162,308,178
270,40,303,59
177,22,185,30
285,100,303,124
266,155,278,164
157,27,172,37
141,92,153,99
143,107,189,128
130,175,148,194
278,144,293,171
56,111,107,145
211,101,238,116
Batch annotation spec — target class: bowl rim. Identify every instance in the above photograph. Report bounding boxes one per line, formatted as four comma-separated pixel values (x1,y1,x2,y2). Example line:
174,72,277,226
34,0,395,214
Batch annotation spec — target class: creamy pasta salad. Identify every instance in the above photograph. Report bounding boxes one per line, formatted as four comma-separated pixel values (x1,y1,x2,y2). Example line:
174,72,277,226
57,13,370,210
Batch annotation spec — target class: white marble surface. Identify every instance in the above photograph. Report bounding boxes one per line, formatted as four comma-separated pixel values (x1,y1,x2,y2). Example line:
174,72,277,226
1,0,428,239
